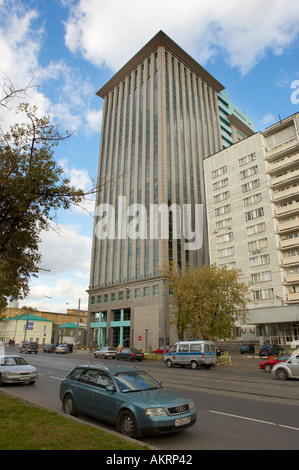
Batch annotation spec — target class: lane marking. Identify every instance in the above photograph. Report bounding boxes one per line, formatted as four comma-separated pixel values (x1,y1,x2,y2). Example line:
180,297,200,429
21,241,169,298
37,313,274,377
209,410,299,432
49,376,63,380
209,410,275,426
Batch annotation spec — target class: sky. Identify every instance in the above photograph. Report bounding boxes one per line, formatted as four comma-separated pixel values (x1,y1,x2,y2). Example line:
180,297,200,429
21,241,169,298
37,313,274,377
1,0,299,314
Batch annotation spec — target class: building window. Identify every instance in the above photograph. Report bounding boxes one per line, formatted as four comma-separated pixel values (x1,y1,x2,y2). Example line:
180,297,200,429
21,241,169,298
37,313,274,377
249,254,270,266
243,193,262,207
238,152,256,166
218,247,235,258
214,191,230,203
118,291,123,301
240,165,258,179
91,296,95,305
251,271,272,283
104,294,108,303
135,288,140,299
246,222,266,236
253,288,274,300
213,178,228,191
245,207,264,221
242,179,260,193
97,295,101,304
212,165,227,179
126,290,131,300
217,232,234,244
215,204,231,217
153,285,159,296
144,287,149,297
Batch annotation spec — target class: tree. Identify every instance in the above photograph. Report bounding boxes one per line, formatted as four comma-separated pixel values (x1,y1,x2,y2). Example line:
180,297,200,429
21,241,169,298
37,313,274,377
0,102,85,309
164,263,250,342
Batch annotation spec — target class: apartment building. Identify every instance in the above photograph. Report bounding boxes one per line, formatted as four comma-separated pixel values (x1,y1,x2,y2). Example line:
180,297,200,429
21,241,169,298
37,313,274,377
204,113,299,346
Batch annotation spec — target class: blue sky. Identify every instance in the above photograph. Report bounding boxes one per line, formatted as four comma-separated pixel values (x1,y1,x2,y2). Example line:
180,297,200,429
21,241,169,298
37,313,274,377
1,0,299,313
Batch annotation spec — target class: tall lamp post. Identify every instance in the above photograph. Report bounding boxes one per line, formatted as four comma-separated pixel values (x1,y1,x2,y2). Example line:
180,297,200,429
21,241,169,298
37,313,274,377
75,298,81,353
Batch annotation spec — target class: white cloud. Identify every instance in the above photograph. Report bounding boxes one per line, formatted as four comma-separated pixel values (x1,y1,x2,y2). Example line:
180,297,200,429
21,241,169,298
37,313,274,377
261,113,276,126
0,1,100,134
64,0,299,75
22,223,92,312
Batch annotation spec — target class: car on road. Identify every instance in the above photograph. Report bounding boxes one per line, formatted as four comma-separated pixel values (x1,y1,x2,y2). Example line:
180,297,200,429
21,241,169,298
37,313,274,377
60,363,196,438
115,348,144,362
152,346,171,355
55,344,71,354
239,344,255,354
94,347,117,359
0,355,38,385
19,341,38,354
43,344,56,353
272,354,299,380
259,354,291,373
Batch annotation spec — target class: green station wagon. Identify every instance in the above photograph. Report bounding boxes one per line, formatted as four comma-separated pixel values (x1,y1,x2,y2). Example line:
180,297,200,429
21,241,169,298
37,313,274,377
60,363,196,439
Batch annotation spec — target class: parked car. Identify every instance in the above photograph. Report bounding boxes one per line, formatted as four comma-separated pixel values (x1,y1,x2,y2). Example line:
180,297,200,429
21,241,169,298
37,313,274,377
115,348,144,362
259,344,285,357
272,354,299,380
55,344,70,354
0,355,38,385
19,342,38,354
152,346,171,355
259,354,291,373
94,347,117,359
43,344,56,353
60,363,196,438
240,344,255,354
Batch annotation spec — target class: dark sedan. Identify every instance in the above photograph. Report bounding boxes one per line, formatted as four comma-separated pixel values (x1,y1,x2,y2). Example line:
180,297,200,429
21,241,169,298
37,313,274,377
115,348,144,362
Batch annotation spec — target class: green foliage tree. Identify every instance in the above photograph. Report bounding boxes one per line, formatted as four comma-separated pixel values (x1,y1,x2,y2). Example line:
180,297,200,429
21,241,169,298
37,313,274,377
0,102,85,309
164,263,250,341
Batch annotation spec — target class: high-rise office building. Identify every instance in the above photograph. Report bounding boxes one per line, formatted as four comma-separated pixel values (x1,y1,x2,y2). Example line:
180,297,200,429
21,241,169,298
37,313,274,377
204,113,299,346
87,31,227,349
87,31,254,349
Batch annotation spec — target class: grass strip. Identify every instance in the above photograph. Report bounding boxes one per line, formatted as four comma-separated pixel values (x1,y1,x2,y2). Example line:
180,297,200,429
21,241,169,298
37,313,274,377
0,391,149,450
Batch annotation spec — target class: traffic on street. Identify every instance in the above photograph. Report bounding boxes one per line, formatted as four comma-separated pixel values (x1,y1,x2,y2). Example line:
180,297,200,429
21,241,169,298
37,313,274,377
1,346,299,450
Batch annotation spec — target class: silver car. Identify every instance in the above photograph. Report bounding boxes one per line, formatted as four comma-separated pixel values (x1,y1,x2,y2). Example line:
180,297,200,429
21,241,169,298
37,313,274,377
94,347,117,359
272,354,299,380
0,355,38,385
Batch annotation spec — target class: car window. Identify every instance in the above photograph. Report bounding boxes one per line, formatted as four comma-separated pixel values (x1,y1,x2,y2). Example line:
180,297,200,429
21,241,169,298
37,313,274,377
190,344,202,352
96,372,114,389
179,345,189,352
115,371,162,393
67,367,85,380
80,369,98,384
290,355,299,364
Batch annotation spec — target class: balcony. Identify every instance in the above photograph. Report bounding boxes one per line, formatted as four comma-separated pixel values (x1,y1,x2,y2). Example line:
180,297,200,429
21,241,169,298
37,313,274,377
268,152,299,175
284,273,299,284
277,219,299,233
275,202,299,219
286,292,299,303
270,168,299,189
272,185,299,203
281,254,299,267
265,138,299,161
280,237,299,250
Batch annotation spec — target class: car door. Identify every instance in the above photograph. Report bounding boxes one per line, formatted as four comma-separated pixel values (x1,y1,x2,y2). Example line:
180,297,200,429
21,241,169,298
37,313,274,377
89,371,119,422
288,355,299,377
75,369,99,414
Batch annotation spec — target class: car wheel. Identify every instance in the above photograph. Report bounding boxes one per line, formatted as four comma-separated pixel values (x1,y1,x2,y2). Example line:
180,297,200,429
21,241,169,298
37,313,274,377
117,410,138,439
0,373,4,387
264,364,272,373
63,394,78,416
191,361,198,370
28,381,35,385
166,359,173,368
275,368,288,380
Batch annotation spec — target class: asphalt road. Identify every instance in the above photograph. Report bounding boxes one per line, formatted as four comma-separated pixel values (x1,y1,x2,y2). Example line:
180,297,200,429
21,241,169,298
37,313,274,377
1,347,299,450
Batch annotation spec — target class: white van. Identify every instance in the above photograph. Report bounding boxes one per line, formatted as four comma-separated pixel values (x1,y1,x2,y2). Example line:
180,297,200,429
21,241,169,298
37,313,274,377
164,340,217,369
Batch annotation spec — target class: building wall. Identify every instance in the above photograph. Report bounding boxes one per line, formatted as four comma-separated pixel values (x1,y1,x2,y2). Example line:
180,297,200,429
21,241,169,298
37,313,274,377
0,317,53,345
204,113,299,345
88,31,224,349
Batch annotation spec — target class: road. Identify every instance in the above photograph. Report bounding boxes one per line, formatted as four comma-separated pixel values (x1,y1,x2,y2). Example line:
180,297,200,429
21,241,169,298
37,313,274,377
1,347,299,450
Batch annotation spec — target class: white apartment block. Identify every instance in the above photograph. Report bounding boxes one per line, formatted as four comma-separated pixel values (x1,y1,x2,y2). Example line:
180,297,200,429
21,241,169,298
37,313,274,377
204,113,299,346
